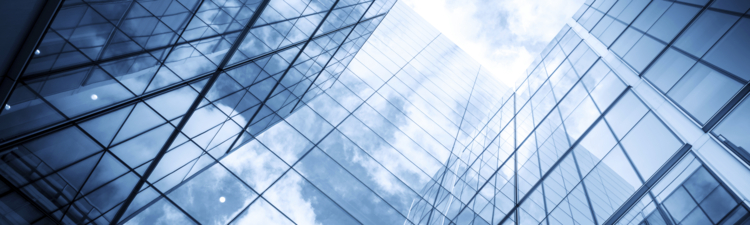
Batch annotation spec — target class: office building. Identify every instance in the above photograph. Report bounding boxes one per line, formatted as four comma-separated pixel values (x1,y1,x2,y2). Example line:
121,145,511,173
0,0,749,224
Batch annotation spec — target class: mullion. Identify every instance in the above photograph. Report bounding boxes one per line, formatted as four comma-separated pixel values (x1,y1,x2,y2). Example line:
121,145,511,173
108,0,272,223
222,0,343,156
497,87,632,225
0,13,384,154
290,1,374,112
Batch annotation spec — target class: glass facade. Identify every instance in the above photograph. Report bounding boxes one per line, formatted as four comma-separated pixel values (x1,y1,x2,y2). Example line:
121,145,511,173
0,0,749,225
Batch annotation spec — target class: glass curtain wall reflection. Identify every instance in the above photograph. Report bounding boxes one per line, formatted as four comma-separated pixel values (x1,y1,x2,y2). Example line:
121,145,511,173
0,0,394,223
2,0,750,225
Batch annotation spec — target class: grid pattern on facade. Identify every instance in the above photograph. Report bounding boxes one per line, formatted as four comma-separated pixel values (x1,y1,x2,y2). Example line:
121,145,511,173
1,0,750,225
0,0,395,223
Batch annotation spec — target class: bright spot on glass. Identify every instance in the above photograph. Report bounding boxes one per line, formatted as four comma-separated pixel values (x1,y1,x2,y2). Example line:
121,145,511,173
4,104,9,110
91,94,98,100
219,196,226,203
35,49,40,55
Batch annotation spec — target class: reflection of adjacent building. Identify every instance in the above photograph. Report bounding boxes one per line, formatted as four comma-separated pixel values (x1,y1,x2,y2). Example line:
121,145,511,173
2,0,750,224
0,0,395,223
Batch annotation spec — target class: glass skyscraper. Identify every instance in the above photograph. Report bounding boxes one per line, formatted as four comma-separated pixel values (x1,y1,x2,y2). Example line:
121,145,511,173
0,0,749,224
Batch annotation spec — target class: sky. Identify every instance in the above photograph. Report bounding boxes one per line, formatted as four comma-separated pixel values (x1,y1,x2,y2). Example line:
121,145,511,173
401,0,586,86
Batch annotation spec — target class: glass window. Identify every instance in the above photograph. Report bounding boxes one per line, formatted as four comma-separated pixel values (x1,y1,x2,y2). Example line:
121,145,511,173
674,10,739,58
317,130,419,215
608,0,631,17
611,28,642,57
663,187,697,222
125,198,196,225
0,84,66,140
110,124,173,168
307,93,349,125
576,121,617,160
27,67,135,117
623,35,665,72
700,186,737,223
582,10,605,31
232,198,294,225
590,72,627,110
646,4,700,43
599,20,627,47
681,207,711,225
720,206,749,224
605,92,648,139
617,0,650,24
149,141,202,191
679,0,710,6
646,210,669,225
632,1,672,31
264,171,362,225
563,96,600,142
667,63,742,124
113,102,169,144
642,48,696,92
168,164,257,225
592,15,614,37
285,105,334,143
296,149,408,224
586,146,642,222
221,139,289,193
20,127,101,170
713,97,750,155
601,146,642,189
703,18,750,81
683,167,720,202
619,113,682,179
710,0,750,13
256,120,314,164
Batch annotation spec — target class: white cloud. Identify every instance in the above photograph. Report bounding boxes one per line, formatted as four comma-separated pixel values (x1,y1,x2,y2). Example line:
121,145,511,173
400,0,585,86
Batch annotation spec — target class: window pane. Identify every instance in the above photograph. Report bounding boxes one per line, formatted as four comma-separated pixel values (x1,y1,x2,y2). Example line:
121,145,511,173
632,1,672,31
683,167,719,202
700,186,737,223
296,149,407,224
590,72,626,110
264,171,362,225
663,187,697,222
680,207,711,225
619,113,682,179
257,121,314,164
563,97,600,142
232,198,294,225
604,91,648,139
576,121,617,160
714,97,750,155
646,4,700,43
622,35,665,72
125,199,196,225
667,63,742,124
601,146,642,189
221,139,289,193
611,28,642,57
642,48,696,92
703,18,750,81
710,0,750,13
674,10,738,57
168,164,257,225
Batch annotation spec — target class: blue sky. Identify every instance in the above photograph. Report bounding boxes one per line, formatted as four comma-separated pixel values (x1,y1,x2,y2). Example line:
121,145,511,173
401,0,586,86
